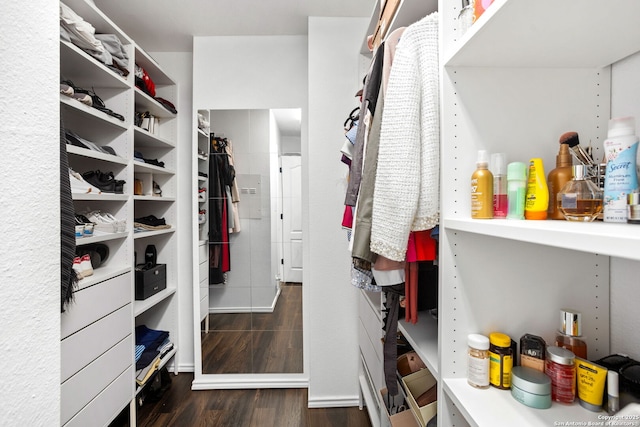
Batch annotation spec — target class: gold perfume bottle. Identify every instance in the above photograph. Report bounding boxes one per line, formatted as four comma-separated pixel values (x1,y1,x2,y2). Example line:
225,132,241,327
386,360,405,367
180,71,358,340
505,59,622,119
557,165,603,222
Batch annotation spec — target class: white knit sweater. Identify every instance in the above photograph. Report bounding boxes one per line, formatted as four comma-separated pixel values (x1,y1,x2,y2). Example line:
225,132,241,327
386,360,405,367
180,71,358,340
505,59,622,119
370,12,440,262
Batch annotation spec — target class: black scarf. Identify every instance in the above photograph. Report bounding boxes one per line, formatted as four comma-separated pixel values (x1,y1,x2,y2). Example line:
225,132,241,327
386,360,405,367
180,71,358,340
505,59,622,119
61,119,77,311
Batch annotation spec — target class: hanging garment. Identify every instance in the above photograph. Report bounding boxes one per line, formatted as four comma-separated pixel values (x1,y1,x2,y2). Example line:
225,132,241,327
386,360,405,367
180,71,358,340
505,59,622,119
60,119,77,312
225,139,241,233
371,12,440,262
209,137,234,284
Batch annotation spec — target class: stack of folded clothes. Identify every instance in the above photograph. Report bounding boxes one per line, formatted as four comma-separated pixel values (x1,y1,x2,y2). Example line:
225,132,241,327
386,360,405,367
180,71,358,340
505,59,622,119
134,215,171,232
135,325,174,387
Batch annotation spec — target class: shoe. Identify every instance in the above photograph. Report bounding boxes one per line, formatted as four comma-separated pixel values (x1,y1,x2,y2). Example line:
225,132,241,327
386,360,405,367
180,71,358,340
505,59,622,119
69,168,102,194
60,83,74,97
198,187,206,201
82,170,125,194
80,254,94,277
72,256,84,280
198,210,206,224
153,181,162,197
85,210,126,233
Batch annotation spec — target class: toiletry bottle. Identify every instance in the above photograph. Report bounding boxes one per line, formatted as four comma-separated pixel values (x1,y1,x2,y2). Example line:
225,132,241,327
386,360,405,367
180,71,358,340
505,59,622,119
491,153,508,218
548,142,574,220
471,150,493,219
604,116,639,223
525,158,549,220
555,308,587,359
507,162,527,220
607,371,619,415
558,165,603,222
520,333,546,373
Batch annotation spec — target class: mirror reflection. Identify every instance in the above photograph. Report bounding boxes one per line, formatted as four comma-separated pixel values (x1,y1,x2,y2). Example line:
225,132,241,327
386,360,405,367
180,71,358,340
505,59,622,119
199,108,303,374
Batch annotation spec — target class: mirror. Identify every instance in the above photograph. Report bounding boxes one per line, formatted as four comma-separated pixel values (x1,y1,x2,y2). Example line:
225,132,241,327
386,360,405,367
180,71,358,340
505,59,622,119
195,108,303,379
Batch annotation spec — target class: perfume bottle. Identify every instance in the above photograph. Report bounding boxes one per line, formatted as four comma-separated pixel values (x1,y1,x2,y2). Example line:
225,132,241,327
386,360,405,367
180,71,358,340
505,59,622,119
557,165,603,222
555,309,587,359
491,153,508,218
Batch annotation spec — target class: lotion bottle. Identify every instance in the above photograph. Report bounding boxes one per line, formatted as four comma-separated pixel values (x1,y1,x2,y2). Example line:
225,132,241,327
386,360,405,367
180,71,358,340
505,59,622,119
548,143,574,220
525,158,549,220
507,162,527,220
471,150,493,219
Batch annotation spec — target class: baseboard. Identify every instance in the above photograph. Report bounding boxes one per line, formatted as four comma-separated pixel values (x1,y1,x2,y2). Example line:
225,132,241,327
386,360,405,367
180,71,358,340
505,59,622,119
191,373,308,390
307,395,362,408
176,363,195,373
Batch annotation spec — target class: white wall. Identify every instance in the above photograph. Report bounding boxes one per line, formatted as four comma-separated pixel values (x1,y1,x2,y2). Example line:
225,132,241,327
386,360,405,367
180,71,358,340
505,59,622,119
307,17,369,407
148,51,195,371
0,1,60,424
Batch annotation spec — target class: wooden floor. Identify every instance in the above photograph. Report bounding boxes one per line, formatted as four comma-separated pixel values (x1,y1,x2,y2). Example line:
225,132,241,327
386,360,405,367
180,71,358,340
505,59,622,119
202,283,303,374
126,372,372,427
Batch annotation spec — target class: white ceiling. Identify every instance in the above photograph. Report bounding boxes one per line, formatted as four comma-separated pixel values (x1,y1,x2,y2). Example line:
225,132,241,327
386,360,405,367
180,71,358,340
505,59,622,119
94,0,376,52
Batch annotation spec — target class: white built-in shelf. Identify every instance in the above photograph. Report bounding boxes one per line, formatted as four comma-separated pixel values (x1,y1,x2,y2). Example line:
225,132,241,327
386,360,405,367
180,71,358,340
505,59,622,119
198,176,207,182
133,228,175,240
61,0,131,44
61,95,128,130
133,161,175,175
198,128,208,137
134,287,177,317
444,378,602,427
444,218,640,262
134,44,174,86
60,40,131,89
133,127,175,148
398,314,438,378
134,88,177,118
133,195,176,202
446,0,640,68
76,230,128,245
67,144,128,165
72,193,128,202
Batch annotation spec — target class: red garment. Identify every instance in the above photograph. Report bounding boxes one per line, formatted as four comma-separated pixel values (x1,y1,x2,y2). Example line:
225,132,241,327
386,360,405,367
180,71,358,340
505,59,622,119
414,229,437,261
405,232,417,262
405,262,418,324
342,205,353,229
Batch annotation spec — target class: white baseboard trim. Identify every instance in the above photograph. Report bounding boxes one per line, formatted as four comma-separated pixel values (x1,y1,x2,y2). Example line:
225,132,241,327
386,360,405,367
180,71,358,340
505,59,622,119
177,363,195,372
307,395,361,408
191,373,308,390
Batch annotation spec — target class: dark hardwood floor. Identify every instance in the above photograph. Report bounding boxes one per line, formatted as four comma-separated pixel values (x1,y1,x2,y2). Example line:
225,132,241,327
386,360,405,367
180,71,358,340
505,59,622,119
112,284,371,426
202,283,303,374
123,372,372,427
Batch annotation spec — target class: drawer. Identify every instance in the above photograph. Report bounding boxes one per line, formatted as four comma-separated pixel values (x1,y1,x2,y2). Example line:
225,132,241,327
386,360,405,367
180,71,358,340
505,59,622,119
199,258,208,281
61,304,132,382
61,272,131,339
200,292,209,321
199,277,208,298
198,242,207,264
358,291,383,352
63,365,133,427
61,335,133,425
359,318,383,394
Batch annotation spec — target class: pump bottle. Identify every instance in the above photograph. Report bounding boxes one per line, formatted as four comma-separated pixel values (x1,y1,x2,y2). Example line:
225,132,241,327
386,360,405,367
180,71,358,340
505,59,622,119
525,158,549,220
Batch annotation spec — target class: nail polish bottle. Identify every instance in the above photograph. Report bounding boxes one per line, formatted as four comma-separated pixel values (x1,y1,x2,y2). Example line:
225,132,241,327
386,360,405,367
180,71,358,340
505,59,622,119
555,308,588,359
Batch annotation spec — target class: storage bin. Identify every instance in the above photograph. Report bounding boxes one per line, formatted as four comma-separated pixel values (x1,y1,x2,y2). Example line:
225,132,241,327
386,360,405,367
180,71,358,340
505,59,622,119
401,369,437,427
135,264,166,300
380,388,419,427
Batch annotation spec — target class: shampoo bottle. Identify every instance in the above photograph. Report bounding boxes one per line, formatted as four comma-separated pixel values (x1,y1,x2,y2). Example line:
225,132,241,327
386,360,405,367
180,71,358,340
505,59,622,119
525,158,549,220
491,153,508,218
603,116,639,223
548,143,574,220
471,150,493,219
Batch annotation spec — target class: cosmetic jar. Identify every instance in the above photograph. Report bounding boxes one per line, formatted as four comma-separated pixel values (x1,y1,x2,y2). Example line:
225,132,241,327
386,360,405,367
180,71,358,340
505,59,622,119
467,334,490,389
546,346,576,403
510,366,552,409
628,192,640,224
489,332,513,389
520,333,546,373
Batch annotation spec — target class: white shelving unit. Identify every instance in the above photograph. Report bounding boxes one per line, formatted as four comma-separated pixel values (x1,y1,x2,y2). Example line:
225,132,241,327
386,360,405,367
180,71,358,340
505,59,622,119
195,109,210,332
60,1,180,425
438,1,640,425
358,1,640,426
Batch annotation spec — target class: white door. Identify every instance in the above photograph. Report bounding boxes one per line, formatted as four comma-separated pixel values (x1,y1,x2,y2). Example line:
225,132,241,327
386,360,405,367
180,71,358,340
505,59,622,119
281,155,303,283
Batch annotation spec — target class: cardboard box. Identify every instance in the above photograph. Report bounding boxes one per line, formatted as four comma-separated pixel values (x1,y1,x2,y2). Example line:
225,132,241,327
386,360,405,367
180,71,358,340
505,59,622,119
135,264,166,300
380,388,420,427
401,369,437,427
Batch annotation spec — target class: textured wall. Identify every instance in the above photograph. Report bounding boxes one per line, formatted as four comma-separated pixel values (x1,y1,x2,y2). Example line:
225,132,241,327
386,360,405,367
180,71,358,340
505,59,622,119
0,1,60,424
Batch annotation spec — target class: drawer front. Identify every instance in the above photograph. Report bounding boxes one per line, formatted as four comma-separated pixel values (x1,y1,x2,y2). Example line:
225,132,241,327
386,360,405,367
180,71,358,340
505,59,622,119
359,319,383,394
200,292,209,321
61,335,133,424
61,304,132,382
63,365,133,427
61,272,131,339
198,242,207,264
199,258,208,281
199,277,209,299
358,291,383,355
